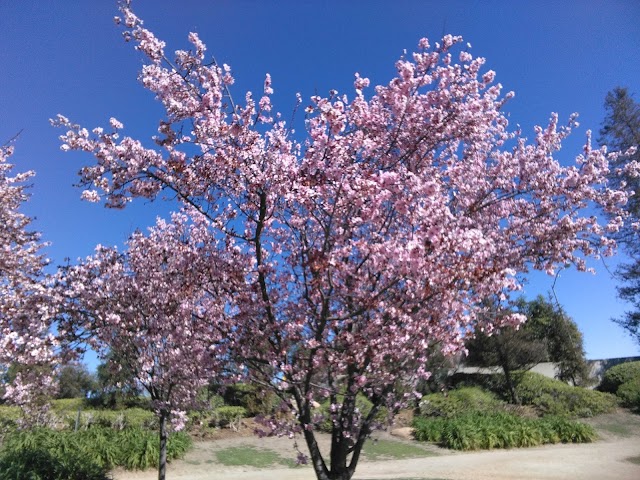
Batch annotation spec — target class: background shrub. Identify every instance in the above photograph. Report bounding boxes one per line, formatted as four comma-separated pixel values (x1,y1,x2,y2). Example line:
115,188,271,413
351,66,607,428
0,426,191,479
211,406,247,430
222,383,277,416
317,394,388,433
616,377,640,410
599,361,640,394
418,387,504,417
412,412,596,450
514,372,617,417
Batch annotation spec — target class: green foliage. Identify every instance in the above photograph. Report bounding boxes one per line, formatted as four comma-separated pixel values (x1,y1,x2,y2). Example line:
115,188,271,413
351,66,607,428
87,355,143,409
412,412,596,450
449,372,506,393
616,377,640,410
69,407,156,430
515,372,617,417
518,296,591,385
211,406,247,429
418,387,504,417
599,361,640,393
222,383,277,416
0,426,191,478
56,363,97,399
0,405,21,435
464,296,593,400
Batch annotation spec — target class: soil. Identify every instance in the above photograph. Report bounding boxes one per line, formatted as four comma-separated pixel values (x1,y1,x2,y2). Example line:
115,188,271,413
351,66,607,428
112,409,640,480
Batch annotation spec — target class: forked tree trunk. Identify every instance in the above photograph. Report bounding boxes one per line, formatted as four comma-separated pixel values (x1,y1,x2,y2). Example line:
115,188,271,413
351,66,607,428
158,410,169,480
302,402,372,480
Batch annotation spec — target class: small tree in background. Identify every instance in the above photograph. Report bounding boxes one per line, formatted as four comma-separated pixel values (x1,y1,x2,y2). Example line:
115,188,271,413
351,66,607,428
59,212,240,480
90,352,143,408
0,142,56,423
54,4,634,479
466,296,592,402
465,306,548,404
56,363,97,399
520,296,591,385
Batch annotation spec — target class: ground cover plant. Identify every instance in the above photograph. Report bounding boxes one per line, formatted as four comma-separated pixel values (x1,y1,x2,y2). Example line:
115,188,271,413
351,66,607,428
412,412,597,450
215,445,296,468
418,387,504,418
450,372,618,417
0,426,191,479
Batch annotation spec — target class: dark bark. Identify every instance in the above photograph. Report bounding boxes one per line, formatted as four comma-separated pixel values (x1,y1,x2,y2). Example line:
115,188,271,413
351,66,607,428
502,366,520,405
158,410,168,480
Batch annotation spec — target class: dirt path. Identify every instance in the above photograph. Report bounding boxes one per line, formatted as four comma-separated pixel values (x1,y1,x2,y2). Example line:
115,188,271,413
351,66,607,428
113,412,640,480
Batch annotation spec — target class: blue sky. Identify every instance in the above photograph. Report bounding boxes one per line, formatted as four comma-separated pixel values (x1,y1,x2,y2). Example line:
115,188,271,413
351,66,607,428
1,1,639,360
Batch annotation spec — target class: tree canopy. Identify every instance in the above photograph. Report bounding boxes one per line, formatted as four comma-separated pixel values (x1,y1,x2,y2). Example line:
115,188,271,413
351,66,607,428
47,4,635,480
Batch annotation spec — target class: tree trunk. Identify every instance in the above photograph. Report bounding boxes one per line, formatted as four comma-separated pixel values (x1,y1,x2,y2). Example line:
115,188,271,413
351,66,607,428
503,367,520,405
158,410,168,480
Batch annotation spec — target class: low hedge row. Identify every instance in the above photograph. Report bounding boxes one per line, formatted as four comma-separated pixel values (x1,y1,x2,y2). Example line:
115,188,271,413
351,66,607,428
0,426,191,479
413,412,596,450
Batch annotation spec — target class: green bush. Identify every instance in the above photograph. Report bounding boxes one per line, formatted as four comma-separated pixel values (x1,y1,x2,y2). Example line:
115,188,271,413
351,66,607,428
599,361,640,393
0,426,192,478
616,377,640,410
418,387,504,417
222,383,277,416
515,372,617,417
63,407,156,431
0,405,21,436
412,412,596,450
211,406,247,430
449,372,507,394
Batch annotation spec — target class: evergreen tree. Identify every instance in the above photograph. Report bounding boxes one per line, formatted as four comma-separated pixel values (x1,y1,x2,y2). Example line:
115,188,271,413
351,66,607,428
599,87,640,345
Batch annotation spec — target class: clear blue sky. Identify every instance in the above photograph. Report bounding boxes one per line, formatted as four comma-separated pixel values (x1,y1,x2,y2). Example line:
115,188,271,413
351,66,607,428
1,1,639,360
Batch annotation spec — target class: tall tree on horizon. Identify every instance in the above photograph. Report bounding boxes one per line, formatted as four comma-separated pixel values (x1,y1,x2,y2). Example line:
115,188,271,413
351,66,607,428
599,87,640,346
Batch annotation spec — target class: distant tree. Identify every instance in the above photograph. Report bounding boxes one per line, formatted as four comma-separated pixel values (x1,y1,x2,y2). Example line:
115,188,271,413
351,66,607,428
90,352,143,408
56,363,97,399
519,296,590,385
59,212,236,480
465,296,591,402
599,87,640,345
465,304,548,404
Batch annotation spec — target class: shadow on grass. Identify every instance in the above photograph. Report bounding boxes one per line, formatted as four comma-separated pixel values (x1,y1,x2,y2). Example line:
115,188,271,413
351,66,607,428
363,438,439,460
215,445,297,468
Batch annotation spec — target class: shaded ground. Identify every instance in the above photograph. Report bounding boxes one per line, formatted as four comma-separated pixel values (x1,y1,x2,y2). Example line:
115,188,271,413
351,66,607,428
113,410,640,480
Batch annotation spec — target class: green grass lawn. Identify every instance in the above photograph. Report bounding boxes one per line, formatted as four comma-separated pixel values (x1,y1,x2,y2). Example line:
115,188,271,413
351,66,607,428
215,445,296,468
362,438,438,460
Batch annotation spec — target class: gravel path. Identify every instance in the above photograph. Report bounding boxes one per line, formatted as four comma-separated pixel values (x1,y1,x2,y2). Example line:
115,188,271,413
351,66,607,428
113,412,640,480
